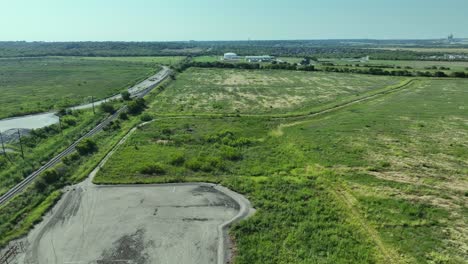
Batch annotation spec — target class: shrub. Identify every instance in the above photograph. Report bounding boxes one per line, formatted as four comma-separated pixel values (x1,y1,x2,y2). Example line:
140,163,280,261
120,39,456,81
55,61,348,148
34,178,47,192
433,71,447,78
61,116,77,128
118,112,128,120
75,138,98,155
221,146,242,161
170,153,185,166
42,169,60,184
451,72,466,78
185,158,202,171
100,103,115,114
103,120,121,131
187,156,225,172
127,98,146,115
139,163,166,175
203,157,225,172
140,113,153,122
162,128,172,135
121,91,131,101
62,152,80,165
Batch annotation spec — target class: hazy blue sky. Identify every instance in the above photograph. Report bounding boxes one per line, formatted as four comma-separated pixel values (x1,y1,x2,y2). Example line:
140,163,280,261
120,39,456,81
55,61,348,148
0,0,466,41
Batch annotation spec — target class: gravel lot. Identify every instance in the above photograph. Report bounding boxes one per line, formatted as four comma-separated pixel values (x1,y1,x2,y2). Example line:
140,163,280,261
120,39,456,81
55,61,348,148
12,183,248,264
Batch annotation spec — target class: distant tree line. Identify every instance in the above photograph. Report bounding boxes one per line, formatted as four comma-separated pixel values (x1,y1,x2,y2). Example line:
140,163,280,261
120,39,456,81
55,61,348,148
181,60,468,78
185,61,315,72
322,66,468,78
2,41,467,61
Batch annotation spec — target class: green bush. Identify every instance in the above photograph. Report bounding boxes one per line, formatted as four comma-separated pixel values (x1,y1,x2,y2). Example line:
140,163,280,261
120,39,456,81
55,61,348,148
121,91,131,101
221,146,242,161
103,120,121,131
61,116,77,128
139,163,166,175
127,98,146,115
34,178,47,192
62,152,80,165
75,138,98,155
100,103,115,114
185,158,202,171
119,112,128,120
169,153,185,166
140,113,153,122
186,156,225,172
42,169,60,184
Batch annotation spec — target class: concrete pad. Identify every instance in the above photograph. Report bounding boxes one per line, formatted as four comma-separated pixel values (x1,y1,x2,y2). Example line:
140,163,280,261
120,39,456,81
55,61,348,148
14,183,247,264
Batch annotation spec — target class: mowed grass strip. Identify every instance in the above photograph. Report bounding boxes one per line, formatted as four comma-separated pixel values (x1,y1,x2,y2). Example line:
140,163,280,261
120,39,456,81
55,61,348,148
0,57,159,118
150,67,404,116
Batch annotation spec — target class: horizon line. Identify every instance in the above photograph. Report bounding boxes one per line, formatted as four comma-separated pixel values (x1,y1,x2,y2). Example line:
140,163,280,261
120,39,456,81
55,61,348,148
1,37,467,43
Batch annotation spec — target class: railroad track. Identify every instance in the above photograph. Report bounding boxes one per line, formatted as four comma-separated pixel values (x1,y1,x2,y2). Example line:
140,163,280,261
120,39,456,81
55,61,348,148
0,67,171,206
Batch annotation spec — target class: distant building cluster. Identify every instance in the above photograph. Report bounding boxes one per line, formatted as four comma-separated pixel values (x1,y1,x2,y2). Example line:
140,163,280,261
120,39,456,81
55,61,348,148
223,53,275,62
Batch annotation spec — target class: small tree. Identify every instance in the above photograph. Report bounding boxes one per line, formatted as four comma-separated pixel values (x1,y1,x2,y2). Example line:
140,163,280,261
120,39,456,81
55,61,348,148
140,113,153,122
127,98,146,115
121,91,131,101
119,112,129,120
43,169,60,184
100,103,115,114
34,178,47,192
76,138,98,155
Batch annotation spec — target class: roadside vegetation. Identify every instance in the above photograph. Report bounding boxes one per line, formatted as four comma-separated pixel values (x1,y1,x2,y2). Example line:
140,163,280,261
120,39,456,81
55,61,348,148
0,57,160,118
0,107,111,196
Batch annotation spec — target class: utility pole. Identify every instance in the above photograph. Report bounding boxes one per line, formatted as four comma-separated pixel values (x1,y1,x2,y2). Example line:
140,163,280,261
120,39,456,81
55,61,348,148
17,129,24,160
0,131,6,157
58,116,63,135
92,96,95,115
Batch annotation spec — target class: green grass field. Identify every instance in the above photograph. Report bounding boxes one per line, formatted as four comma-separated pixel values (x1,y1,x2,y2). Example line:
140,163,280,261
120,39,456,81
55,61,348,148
95,70,468,263
0,57,160,118
151,67,405,116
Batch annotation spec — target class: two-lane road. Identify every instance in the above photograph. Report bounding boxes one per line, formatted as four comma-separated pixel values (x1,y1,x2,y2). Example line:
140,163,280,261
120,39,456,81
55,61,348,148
0,66,172,206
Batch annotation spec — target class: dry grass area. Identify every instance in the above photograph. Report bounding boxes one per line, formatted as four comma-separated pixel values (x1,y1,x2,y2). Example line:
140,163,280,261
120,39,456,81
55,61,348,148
151,67,403,115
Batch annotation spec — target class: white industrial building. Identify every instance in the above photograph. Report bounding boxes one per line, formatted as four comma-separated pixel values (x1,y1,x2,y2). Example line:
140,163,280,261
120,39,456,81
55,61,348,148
223,53,276,63
223,52,241,60
245,55,275,62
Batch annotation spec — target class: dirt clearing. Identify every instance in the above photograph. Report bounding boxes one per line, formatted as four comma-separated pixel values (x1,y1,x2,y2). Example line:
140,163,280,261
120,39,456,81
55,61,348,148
11,183,250,264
